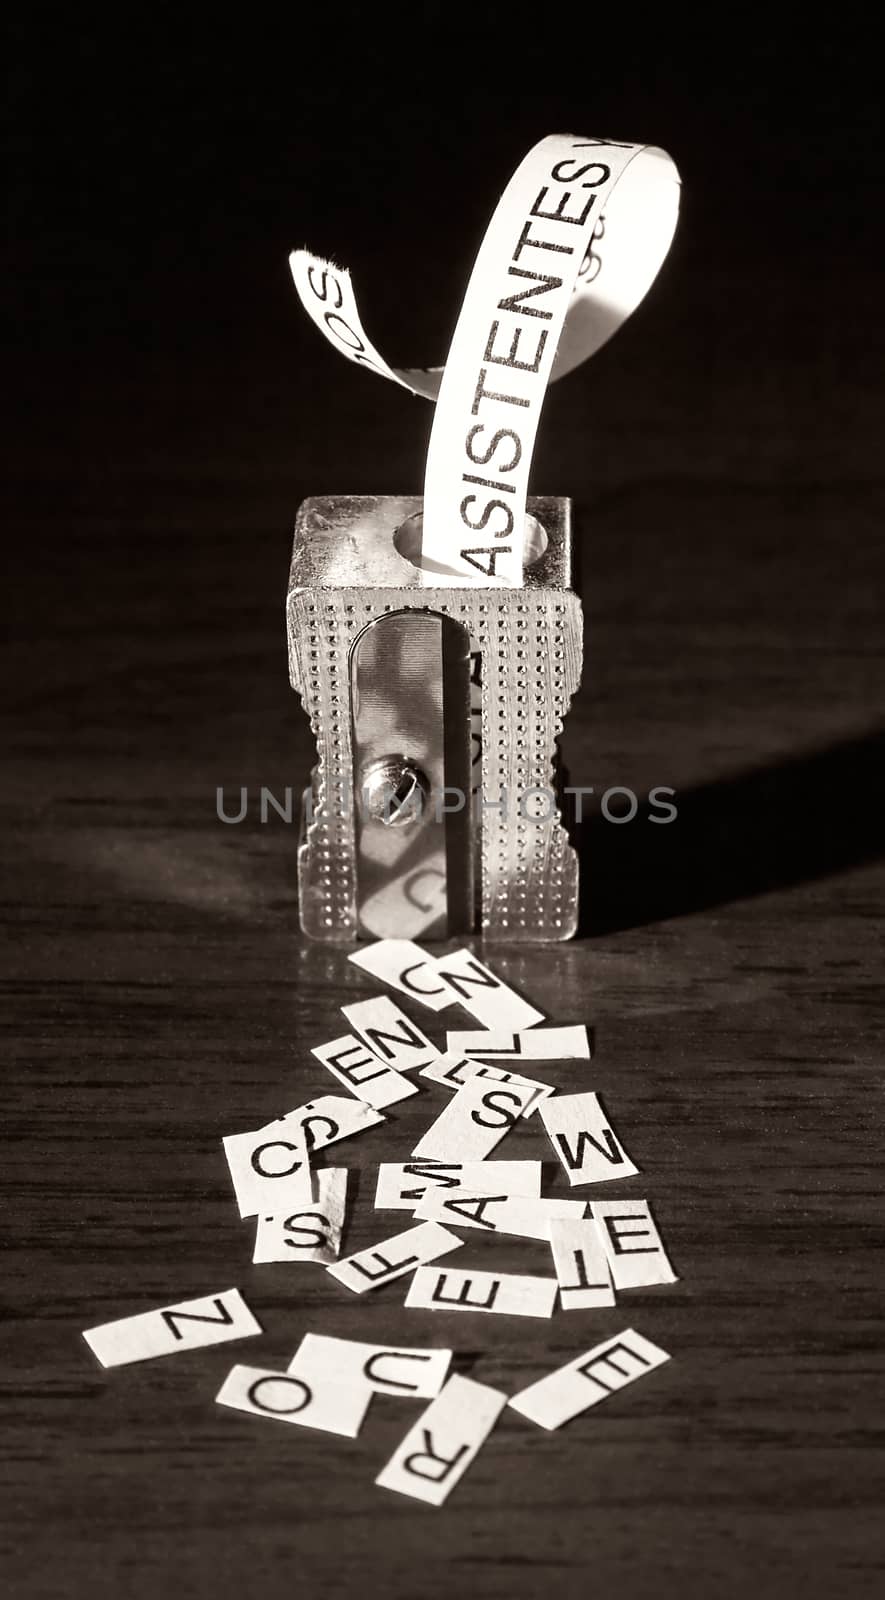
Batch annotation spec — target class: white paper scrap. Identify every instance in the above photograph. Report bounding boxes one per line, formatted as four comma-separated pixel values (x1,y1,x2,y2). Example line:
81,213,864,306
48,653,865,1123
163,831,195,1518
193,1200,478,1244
341,996,439,1072
348,939,455,1013
419,1051,552,1115
216,1362,371,1438
538,1091,639,1186
288,1333,451,1399
374,1160,542,1211
425,950,544,1029
375,1373,507,1506
326,1220,462,1295
509,1328,671,1429
223,1119,312,1219
548,1216,616,1309
282,1094,385,1153
83,1288,261,1368
411,1076,538,1162
406,1264,557,1319
311,1033,419,1109
590,1198,678,1288
415,1189,586,1241
252,1168,349,1265
446,1025,591,1061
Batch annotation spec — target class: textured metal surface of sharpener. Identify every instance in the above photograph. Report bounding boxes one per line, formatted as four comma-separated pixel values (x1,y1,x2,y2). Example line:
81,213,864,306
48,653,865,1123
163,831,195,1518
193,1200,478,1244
286,496,583,943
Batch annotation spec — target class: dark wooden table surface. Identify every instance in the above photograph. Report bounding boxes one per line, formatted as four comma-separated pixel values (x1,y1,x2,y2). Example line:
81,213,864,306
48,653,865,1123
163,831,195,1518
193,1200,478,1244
3,24,884,1599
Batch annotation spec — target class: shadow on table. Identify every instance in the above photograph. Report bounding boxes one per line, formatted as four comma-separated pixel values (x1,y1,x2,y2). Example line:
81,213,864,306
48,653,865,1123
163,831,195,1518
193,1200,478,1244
577,725,885,936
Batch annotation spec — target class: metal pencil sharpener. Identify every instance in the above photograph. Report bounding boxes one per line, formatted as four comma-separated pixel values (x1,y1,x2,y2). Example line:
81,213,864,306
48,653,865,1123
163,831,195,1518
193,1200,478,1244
286,496,582,943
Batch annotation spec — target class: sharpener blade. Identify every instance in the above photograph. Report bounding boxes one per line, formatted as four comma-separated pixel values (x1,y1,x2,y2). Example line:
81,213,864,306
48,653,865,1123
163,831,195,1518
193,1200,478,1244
350,610,472,939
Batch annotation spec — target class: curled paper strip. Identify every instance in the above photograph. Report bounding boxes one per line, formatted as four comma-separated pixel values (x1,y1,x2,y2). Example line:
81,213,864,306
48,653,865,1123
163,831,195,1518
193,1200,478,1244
288,252,445,402
290,134,679,584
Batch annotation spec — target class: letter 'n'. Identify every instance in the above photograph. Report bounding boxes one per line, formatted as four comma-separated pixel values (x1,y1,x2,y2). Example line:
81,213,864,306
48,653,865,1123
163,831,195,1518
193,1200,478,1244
161,1297,234,1341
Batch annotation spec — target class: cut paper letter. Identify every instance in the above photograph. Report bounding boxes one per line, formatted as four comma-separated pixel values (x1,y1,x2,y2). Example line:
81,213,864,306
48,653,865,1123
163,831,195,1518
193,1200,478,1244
311,1033,419,1109
590,1198,678,1288
216,1363,371,1438
374,1159,542,1211
288,1333,451,1399
548,1216,616,1309
341,996,439,1071
252,1168,349,1265
539,1091,639,1186
406,1264,557,1319
83,1288,262,1368
419,1051,552,1115
375,1373,507,1506
446,1025,591,1061
282,1094,384,1153
348,939,455,1013
509,1328,671,1429
411,1076,538,1162
326,1220,462,1295
425,949,544,1029
223,1119,312,1219
415,1189,586,1242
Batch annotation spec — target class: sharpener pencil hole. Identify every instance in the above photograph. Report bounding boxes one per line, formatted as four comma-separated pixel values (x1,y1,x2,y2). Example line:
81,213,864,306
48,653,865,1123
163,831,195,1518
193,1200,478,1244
394,513,549,575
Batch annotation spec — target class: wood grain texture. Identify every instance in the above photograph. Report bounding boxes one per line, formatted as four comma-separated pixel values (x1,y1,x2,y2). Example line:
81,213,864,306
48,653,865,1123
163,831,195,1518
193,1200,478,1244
4,457,883,1599
3,25,884,1599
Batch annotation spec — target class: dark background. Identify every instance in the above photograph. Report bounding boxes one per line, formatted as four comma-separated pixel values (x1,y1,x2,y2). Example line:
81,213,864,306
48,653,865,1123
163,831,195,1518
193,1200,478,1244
3,12,883,1600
